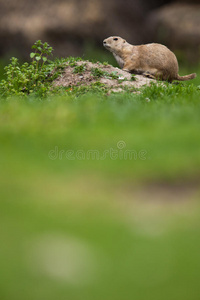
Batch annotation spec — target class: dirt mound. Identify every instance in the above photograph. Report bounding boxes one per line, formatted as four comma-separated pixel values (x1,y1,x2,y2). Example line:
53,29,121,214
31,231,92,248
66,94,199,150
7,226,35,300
53,60,156,92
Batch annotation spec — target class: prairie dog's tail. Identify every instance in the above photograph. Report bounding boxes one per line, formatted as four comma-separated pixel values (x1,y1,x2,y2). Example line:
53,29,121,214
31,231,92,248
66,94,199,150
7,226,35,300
177,73,196,81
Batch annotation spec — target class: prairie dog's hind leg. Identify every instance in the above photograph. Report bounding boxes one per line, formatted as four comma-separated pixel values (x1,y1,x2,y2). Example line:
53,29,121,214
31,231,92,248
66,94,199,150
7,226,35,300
142,72,156,80
143,69,164,81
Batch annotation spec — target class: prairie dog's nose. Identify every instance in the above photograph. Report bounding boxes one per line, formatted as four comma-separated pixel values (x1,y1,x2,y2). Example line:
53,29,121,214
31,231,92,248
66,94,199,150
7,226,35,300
103,40,106,44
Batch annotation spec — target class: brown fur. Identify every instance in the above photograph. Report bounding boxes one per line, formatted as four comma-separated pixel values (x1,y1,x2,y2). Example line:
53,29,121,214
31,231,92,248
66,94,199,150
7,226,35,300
103,36,196,82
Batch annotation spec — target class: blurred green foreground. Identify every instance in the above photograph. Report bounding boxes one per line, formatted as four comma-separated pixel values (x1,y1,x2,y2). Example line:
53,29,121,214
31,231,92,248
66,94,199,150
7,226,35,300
1,78,200,300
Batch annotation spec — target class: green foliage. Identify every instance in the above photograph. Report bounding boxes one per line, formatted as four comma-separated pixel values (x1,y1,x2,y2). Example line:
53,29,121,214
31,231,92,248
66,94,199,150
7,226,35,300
30,40,53,62
67,56,83,67
0,62,200,300
131,74,136,81
69,82,109,96
141,81,199,103
0,39,200,300
91,67,107,78
108,71,120,80
73,64,87,74
0,40,55,97
91,67,126,81
0,39,199,101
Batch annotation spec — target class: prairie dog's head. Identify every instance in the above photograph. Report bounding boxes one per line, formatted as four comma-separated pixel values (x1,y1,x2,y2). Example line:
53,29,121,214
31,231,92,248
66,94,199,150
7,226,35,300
103,36,126,53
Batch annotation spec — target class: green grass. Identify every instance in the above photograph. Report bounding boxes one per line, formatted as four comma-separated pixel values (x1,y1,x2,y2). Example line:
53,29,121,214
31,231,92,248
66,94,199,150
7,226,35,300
0,59,200,300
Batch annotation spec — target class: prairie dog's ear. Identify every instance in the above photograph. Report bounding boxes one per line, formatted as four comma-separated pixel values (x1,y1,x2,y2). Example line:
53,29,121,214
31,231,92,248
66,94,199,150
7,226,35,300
123,39,126,43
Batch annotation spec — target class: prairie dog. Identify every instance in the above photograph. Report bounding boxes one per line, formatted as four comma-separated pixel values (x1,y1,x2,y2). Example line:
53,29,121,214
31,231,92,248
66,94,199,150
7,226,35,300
103,36,196,82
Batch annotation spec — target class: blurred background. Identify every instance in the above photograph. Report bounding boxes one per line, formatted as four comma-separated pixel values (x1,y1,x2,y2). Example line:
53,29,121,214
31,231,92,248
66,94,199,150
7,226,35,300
1,1,200,300
0,0,200,64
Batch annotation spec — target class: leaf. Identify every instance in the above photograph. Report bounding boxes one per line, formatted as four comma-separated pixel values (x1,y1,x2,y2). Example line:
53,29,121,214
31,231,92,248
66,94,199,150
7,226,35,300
42,57,47,62
35,56,41,61
30,53,36,59
35,40,42,46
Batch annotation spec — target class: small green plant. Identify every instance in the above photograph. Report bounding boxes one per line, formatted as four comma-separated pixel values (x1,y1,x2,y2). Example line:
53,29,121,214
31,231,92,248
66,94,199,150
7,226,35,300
131,74,136,81
67,56,83,67
109,71,121,80
91,67,107,78
91,68,122,80
30,40,53,65
0,40,54,97
73,64,86,74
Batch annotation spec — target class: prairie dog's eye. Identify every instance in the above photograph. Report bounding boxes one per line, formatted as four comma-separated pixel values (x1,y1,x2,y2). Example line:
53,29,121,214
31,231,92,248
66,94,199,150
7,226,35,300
113,38,118,41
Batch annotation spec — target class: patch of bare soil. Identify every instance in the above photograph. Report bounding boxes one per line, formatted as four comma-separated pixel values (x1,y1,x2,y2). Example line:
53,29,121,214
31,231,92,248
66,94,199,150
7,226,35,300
118,180,200,204
53,60,156,92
